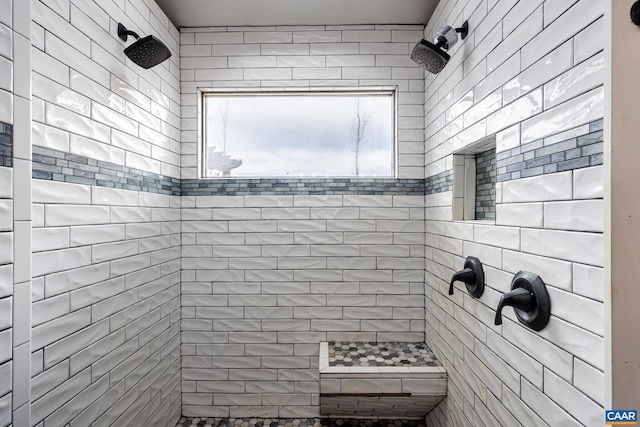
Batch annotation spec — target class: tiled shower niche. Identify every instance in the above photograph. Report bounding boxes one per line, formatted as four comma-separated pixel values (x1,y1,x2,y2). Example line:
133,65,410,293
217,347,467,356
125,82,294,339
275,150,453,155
452,137,497,221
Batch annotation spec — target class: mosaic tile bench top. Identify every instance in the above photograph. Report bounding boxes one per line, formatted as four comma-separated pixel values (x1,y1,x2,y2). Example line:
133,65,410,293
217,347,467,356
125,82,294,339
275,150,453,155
327,342,441,368
178,418,426,427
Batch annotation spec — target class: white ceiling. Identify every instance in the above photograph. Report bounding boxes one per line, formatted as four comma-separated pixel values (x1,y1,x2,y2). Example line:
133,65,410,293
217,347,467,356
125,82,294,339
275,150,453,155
155,0,439,28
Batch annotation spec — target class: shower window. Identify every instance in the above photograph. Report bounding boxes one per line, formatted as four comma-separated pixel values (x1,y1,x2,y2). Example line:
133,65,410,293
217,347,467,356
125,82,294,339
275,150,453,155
200,89,397,178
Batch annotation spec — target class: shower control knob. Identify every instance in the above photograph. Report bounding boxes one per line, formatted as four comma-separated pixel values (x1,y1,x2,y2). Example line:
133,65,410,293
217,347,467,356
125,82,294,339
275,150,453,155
449,256,485,298
494,271,551,331
632,1,640,26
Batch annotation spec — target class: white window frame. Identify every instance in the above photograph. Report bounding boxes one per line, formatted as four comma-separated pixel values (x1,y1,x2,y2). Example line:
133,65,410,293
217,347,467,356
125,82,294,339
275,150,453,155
198,87,398,179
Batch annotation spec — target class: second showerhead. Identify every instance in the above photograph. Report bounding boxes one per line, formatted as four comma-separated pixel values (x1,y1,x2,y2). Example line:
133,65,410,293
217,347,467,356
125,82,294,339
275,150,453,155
411,21,469,74
118,23,172,69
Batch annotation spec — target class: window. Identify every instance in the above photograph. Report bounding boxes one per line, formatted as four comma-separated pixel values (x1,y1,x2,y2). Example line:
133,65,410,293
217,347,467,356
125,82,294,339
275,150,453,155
201,89,396,178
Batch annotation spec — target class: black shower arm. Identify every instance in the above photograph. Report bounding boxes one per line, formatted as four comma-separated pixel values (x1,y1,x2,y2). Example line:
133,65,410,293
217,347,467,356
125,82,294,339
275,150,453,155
118,23,140,42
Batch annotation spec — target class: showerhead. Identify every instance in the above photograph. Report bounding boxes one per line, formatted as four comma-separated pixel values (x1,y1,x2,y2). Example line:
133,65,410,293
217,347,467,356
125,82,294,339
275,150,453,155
118,23,171,69
411,20,469,74
411,39,451,75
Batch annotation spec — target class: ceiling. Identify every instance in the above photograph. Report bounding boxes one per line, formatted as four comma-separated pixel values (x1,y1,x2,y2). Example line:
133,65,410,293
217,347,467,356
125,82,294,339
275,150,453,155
155,0,439,28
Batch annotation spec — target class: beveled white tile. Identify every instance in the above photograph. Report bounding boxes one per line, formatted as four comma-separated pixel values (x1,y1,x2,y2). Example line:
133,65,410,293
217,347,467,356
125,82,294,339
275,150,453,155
573,358,604,406
521,0,603,69
92,102,137,136
502,172,572,203
502,249,572,291
0,85,12,124
546,286,603,336
573,263,603,302
92,186,138,207
69,135,125,165
45,205,110,227
574,17,603,65
32,121,69,152
0,56,11,92
32,246,91,277
496,203,543,228
45,31,109,87
0,23,11,60
0,0,10,28
32,227,69,252
574,165,603,200
503,40,573,105
32,180,90,205
70,224,125,246
46,103,110,143
521,86,603,144
521,228,603,266
486,89,542,135
293,31,342,43
0,232,12,264
495,124,520,153
544,200,603,232
70,72,126,114
0,199,11,231
544,52,604,109
486,6,542,74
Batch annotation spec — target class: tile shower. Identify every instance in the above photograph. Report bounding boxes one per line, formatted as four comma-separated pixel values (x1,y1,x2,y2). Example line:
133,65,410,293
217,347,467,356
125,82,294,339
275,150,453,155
0,0,605,426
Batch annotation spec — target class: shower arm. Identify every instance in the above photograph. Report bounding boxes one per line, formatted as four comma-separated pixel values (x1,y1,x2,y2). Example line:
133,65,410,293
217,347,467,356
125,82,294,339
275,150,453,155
434,36,448,49
455,21,469,40
118,23,140,42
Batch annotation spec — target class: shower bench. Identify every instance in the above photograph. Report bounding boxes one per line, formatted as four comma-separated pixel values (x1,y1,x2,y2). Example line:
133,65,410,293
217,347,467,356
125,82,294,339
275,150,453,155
319,342,447,419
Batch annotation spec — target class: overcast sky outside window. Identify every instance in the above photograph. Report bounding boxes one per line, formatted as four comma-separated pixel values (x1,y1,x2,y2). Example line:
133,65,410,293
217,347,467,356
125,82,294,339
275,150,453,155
204,92,395,177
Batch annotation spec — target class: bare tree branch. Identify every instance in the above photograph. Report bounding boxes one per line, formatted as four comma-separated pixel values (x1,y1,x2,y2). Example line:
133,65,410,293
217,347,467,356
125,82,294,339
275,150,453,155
350,99,370,176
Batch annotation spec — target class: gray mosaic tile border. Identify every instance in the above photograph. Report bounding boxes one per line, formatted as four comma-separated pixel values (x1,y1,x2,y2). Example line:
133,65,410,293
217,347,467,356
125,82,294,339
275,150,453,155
0,122,13,168
32,146,181,196
497,119,603,182
31,146,425,196
424,171,452,195
475,148,496,220
182,178,425,196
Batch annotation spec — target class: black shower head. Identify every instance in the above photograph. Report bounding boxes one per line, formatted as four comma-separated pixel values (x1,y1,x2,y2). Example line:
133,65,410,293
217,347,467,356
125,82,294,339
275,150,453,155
118,23,171,69
411,21,469,74
410,39,451,75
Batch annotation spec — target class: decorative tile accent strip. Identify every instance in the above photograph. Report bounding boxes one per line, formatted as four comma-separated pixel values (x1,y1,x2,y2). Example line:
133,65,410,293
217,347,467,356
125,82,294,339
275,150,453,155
497,119,603,182
31,146,424,196
328,342,441,368
179,418,426,427
0,122,13,167
475,148,496,220
181,178,425,196
32,146,181,195
424,171,452,195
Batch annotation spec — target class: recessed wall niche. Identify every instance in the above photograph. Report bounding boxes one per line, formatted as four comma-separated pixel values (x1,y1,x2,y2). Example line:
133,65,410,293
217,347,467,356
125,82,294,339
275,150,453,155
452,135,496,221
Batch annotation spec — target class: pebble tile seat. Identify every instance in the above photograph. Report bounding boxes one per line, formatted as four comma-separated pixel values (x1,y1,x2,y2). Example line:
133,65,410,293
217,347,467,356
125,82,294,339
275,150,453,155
319,343,447,419
179,418,426,427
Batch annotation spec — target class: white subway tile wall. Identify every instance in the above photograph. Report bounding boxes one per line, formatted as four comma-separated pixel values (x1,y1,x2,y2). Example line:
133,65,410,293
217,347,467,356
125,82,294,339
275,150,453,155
29,0,182,426
423,0,603,426
0,0,10,417
1,0,34,425
32,0,181,179
181,194,426,418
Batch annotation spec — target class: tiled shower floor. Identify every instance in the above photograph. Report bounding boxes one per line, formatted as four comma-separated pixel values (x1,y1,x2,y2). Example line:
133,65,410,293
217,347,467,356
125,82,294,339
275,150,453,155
328,342,441,368
179,418,426,427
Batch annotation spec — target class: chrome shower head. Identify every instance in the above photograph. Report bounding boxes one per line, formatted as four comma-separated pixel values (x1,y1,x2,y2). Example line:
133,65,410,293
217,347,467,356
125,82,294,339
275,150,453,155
118,23,171,69
411,20,469,74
